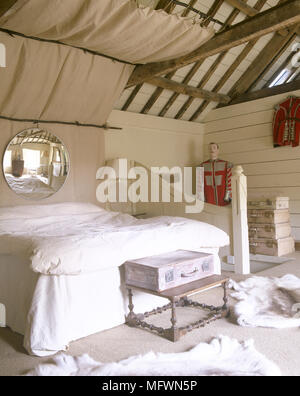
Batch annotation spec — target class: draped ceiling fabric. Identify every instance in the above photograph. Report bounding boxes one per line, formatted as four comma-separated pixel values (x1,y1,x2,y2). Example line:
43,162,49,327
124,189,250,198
0,0,214,126
0,0,214,64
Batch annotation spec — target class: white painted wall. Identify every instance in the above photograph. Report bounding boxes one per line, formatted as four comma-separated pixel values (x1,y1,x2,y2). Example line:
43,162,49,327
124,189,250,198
203,88,300,242
107,110,204,168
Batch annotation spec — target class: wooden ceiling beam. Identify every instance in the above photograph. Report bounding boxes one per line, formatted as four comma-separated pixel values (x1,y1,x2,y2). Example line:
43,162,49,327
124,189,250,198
156,0,225,117
158,60,206,117
155,0,177,13
139,0,208,115
140,71,176,114
148,76,231,104
225,0,288,37
121,0,178,112
228,25,298,101
185,0,269,121
160,6,239,119
175,52,228,119
246,30,297,91
127,0,300,88
0,0,17,17
229,79,300,105
225,0,258,16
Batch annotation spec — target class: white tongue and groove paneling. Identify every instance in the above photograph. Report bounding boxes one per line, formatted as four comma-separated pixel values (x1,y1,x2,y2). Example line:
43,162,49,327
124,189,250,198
203,88,300,242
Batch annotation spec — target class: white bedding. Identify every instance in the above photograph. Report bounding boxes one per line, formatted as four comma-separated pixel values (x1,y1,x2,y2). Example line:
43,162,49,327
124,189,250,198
0,203,229,276
5,174,54,200
0,203,229,356
0,249,221,356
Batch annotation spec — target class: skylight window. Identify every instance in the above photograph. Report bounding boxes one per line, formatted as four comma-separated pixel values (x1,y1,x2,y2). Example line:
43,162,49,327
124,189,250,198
269,69,291,88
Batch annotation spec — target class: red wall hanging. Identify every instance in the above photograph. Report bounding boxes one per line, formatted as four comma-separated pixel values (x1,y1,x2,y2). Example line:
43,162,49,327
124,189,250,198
273,96,300,148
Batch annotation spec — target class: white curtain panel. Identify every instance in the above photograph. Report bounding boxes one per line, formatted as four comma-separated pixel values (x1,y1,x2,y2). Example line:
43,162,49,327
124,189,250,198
0,0,214,127
0,32,132,125
0,0,214,64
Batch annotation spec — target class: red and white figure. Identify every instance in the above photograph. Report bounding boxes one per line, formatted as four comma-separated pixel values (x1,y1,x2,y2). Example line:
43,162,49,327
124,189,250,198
201,143,233,207
273,96,300,148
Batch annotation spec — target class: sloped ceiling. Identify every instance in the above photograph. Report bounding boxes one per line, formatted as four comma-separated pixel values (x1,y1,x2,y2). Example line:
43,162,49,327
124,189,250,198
115,0,300,123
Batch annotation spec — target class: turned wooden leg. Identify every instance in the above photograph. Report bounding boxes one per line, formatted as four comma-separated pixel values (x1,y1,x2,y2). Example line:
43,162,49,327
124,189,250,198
126,288,136,324
171,299,177,329
167,298,181,342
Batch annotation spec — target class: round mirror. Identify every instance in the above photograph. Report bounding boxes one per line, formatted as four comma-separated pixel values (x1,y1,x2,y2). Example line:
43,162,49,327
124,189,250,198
3,128,70,200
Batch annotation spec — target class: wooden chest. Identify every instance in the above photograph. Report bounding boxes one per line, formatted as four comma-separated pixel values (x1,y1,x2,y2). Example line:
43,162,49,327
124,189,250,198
248,209,290,224
248,223,292,240
125,250,215,292
249,237,295,257
248,197,289,210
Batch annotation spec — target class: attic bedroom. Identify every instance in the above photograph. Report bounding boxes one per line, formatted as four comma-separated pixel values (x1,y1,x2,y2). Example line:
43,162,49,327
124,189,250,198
0,0,300,379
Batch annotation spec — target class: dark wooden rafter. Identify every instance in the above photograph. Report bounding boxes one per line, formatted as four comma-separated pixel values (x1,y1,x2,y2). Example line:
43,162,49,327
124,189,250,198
229,79,300,105
158,60,210,117
225,0,289,36
127,0,300,88
173,6,245,120
174,52,227,119
228,23,299,102
142,0,223,117
148,76,231,103
139,0,200,115
189,0,292,120
178,0,268,121
263,47,298,88
121,0,177,112
225,0,258,16
155,0,177,12
247,27,298,91
0,0,17,17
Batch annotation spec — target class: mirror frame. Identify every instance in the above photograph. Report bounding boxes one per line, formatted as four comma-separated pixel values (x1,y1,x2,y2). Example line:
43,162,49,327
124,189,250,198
2,128,70,201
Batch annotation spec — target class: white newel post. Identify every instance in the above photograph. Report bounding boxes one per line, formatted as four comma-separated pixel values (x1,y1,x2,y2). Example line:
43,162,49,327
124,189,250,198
232,166,250,274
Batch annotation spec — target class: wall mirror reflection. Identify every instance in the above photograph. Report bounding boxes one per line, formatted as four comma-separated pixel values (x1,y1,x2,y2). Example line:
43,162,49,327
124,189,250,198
3,128,70,200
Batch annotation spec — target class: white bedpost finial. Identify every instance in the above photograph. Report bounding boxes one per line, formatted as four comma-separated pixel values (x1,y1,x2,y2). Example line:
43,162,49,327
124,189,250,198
231,165,250,275
233,165,244,176
0,303,6,328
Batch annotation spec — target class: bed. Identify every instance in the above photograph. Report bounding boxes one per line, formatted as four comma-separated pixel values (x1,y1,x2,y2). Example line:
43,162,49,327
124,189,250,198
0,203,229,356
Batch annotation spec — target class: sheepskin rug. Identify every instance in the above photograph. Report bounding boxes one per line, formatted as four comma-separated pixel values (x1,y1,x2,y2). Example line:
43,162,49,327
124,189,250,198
230,274,300,329
26,336,281,376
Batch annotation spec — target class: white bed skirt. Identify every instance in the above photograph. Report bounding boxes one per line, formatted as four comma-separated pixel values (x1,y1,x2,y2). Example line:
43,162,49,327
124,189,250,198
0,250,220,356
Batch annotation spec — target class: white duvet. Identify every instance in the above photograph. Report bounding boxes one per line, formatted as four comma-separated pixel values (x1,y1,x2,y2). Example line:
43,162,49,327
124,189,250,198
0,203,229,276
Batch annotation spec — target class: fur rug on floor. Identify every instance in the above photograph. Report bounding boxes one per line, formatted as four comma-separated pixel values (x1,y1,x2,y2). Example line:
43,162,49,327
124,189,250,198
26,336,281,376
230,274,300,329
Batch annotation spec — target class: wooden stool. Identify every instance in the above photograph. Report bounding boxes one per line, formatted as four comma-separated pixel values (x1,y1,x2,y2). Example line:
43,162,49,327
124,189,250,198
126,275,229,342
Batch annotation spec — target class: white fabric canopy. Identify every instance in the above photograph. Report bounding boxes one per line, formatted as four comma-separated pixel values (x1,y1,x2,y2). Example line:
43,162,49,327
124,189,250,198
0,0,214,64
0,32,132,125
0,0,214,127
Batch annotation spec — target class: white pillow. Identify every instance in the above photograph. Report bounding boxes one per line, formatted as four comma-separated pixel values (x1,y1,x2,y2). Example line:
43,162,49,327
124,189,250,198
0,202,104,220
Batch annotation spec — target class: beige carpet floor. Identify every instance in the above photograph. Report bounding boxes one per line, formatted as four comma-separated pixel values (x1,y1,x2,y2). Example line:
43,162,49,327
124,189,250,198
1,253,300,376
